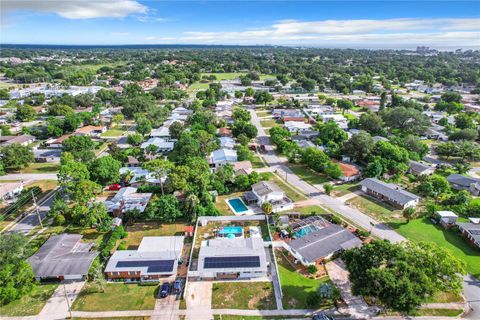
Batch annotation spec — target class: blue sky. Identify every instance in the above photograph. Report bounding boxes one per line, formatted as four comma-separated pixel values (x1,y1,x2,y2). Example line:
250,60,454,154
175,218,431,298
1,1,479,48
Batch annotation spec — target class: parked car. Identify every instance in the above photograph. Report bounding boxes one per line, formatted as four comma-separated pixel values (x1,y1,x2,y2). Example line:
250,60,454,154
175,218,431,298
173,279,182,294
160,282,170,298
108,183,121,191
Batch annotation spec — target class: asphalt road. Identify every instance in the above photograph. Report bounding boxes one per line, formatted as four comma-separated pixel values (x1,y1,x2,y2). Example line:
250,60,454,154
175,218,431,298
8,188,58,235
0,173,58,181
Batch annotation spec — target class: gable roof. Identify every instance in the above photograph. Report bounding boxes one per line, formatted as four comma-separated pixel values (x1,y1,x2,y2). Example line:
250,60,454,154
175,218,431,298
360,178,419,205
27,234,97,278
251,181,283,196
447,174,480,187
409,161,433,174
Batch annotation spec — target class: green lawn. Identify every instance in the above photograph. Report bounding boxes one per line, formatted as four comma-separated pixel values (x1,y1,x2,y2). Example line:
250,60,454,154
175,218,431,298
0,283,58,316
124,222,188,249
389,217,480,278
256,110,270,117
346,195,403,223
287,165,331,185
251,155,265,168
331,182,360,197
211,282,276,310
295,205,329,215
201,72,275,81
260,119,281,128
187,82,210,93
101,129,124,137
276,252,334,310
16,163,60,174
215,191,245,216
72,283,157,311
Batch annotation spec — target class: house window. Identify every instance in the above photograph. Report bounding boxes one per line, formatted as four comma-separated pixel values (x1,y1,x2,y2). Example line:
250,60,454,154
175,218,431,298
112,272,119,276
129,271,136,275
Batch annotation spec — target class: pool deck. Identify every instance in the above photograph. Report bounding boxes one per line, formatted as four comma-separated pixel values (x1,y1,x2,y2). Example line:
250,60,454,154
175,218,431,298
226,197,255,216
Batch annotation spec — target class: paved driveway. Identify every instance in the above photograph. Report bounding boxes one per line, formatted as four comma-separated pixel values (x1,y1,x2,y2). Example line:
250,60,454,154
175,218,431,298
325,259,376,319
39,280,85,320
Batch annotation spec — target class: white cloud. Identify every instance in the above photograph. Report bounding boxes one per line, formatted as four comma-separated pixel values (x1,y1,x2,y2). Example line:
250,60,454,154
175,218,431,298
158,18,480,48
2,0,147,19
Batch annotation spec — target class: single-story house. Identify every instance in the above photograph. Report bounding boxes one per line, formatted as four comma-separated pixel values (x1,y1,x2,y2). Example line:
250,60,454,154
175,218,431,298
232,161,253,176
337,162,361,182
74,125,106,137
272,109,303,119
218,127,233,137
45,134,71,148
436,211,458,228
172,107,193,115
141,138,175,153
168,113,188,122
447,174,480,196
208,148,238,169
284,121,312,133
219,137,236,149
360,178,420,209
295,140,317,150
105,187,153,215
0,182,23,200
33,148,61,163
105,236,184,281
150,126,170,139
457,218,480,249
195,237,268,280
284,216,362,266
0,135,36,147
27,234,98,281
408,161,435,176
119,167,161,187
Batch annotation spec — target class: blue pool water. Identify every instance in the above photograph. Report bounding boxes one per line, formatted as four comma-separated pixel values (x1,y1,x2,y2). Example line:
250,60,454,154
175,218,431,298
228,198,249,213
219,226,244,235
293,225,319,238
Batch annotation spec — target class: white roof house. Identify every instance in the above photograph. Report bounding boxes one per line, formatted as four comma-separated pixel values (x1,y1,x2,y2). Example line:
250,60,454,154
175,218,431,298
208,148,238,167
219,137,236,149
105,236,184,280
105,187,152,214
119,167,162,186
194,237,268,280
141,138,175,153
284,121,312,133
150,126,170,139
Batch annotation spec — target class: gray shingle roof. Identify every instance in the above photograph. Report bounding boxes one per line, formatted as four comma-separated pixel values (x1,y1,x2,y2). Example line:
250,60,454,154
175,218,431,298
251,181,282,197
409,161,432,174
289,224,362,263
447,174,480,188
27,234,98,278
360,178,419,206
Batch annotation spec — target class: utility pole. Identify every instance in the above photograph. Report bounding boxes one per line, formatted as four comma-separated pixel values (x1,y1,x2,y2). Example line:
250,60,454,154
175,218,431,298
31,190,43,228
63,283,72,319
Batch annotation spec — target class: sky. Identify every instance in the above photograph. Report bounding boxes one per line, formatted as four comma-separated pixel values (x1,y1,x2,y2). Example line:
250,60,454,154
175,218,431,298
1,1,479,49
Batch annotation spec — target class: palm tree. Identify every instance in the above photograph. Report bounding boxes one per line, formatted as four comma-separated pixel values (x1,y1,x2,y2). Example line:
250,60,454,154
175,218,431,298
262,202,273,214
143,159,174,195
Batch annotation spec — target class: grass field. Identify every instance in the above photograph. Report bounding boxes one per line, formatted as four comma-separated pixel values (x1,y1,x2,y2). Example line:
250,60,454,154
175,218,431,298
260,119,281,128
251,155,265,168
331,182,360,197
276,252,334,310
201,72,275,81
287,165,331,185
295,205,329,215
214,191,244,216
101,129,124,137
72,283,157,312
346,195,403,223
390,217,480,278
124,222,188,249
15,163,60,174
0,283,58,316
211,282,276,310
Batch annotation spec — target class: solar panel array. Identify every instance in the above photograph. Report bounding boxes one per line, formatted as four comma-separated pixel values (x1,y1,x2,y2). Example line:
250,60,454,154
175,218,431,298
204,256,260,269
116,260,175,273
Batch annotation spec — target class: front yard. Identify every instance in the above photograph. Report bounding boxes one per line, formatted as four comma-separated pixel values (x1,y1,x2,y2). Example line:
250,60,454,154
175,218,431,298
331,182,360,197
260,119,281,128
287,164,330,185
101,129,125,137
0,283,58,316
211,282,276,310
262,172,307,202
390,217,480,278
72,283,157,311
16,163,60,174
346,195,403,223
276,251,334,310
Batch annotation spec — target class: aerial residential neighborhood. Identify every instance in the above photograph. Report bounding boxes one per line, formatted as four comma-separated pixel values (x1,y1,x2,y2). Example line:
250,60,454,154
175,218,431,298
0,1,479,320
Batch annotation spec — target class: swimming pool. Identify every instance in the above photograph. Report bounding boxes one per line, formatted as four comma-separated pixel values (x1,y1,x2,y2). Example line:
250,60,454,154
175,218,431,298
293,225,319,238
218,226,244,238
227,198,249,214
